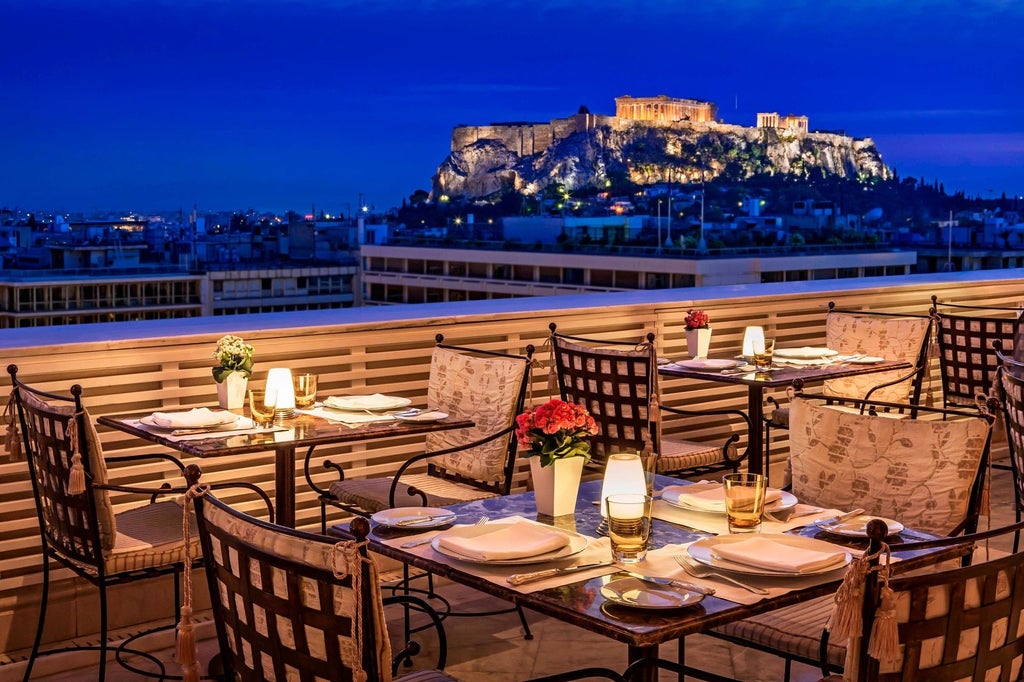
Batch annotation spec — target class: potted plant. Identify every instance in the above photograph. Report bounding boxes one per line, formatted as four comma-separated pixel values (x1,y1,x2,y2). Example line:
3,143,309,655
684,309,712,359
212,334,254,409
515,398,598,517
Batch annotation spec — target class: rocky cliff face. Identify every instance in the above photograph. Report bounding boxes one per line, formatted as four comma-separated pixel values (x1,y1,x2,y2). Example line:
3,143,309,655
432,122,891,200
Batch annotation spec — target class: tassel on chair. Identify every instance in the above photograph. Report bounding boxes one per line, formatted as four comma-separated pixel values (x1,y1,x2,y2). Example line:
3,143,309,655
176,605,200,682
867,584,900,664
827,557,868,642
67,452,86,495
5,408,21,460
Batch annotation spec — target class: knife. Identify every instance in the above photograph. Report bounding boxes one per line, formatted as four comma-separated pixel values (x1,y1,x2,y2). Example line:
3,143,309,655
813,508,867,528
621,571,715,596
506,561,616,586
394,513,457,527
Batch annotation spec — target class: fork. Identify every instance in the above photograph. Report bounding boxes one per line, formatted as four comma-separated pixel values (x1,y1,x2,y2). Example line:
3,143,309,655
399,515,487,548
762,506,825,523
674,554,770,595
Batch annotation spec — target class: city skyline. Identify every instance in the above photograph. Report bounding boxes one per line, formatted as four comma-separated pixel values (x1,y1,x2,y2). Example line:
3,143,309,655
2,0,1021,215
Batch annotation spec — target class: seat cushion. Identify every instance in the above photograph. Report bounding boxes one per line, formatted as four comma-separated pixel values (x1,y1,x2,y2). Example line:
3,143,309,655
330,474,499,514
104,500,198,575
397,671,463,682
657,437,729,474
713,594,845,670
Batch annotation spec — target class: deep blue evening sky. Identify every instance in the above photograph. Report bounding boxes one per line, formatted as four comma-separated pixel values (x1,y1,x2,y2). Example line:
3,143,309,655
2,0,1021,215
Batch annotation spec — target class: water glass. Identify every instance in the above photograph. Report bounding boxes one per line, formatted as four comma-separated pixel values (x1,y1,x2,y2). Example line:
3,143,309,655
248,389,275,427
753,338,776,370
722,472,767,533
606,493,654,563
292,373,318,409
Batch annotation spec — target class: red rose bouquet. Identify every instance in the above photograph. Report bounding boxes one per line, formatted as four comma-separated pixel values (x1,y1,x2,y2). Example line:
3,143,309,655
684,309,710,330
515,398,599,468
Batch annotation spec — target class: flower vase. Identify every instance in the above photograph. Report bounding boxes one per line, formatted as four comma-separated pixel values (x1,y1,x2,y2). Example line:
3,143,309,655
216,371,248,409
530,456,585,517
686,327,712,359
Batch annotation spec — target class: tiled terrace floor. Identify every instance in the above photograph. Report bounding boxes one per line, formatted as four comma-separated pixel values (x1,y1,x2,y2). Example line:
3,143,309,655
9,466,1018,682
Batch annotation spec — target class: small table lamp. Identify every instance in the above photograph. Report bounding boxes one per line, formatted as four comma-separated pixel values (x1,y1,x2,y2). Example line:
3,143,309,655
265,367,296,419
600,453,648,517
742,326,766,359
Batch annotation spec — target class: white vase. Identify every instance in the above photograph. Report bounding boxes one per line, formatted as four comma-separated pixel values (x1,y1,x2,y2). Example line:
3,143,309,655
530,456,585,517
685,327,712,359
216,371,248,409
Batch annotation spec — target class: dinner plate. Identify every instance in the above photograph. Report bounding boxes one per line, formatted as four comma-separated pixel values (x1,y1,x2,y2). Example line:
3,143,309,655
600,577,704,610
394,410,449,423
774,347,839,360
817,514,905,538
846,356,885,364
371,507,457,529
430,523,589,565
140,412,239,430
687,534,851,577
663,487,798,514
671,358,744,371
324,395,413,411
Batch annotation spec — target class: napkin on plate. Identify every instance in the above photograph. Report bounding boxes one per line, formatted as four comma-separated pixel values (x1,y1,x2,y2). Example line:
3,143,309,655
149,408,234,429
662,481,782,512
325,393,402,410
712,537,847,573
438,520,570,561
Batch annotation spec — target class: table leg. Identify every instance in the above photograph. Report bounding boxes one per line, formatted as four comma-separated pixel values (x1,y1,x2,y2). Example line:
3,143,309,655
746,386,765,476
276,446,296,528
628,644,659,682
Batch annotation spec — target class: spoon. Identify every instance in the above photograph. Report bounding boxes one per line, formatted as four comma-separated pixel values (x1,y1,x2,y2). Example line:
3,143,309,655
674,555,770,595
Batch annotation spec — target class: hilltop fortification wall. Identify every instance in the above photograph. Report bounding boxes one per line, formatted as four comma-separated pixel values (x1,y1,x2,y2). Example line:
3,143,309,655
452,112,616,154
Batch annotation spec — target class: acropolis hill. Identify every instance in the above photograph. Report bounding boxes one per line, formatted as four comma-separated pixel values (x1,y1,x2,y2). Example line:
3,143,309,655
433,94,891,200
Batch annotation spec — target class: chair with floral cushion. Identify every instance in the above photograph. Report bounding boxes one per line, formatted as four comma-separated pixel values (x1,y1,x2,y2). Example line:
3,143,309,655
6,364,274,682
764,302,935,482
310,334,533,525
548,323,751,478
712,388,997,681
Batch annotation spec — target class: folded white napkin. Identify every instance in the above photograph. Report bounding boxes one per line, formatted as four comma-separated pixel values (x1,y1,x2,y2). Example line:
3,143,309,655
150,408,234,429
773,346,836,359
662,481,782,512
325,393,402,410
438,520,570,561
713,537,847,574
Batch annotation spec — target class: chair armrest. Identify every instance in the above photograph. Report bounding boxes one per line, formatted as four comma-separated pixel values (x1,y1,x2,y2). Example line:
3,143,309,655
660,405,752,468
861,364,924,405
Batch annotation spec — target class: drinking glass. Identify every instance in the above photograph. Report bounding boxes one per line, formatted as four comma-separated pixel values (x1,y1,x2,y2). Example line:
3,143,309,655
753,338,776,370
248,389,275,427
606,493,653,562
722,472,767,533
292,373,318,409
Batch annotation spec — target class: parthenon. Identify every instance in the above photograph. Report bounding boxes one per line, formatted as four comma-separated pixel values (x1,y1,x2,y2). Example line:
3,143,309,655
614,94,717,123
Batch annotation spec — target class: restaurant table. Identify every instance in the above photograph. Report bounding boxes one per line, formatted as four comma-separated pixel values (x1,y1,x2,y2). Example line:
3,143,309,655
330,476,959,681
658,357,912,476
98,408,473,528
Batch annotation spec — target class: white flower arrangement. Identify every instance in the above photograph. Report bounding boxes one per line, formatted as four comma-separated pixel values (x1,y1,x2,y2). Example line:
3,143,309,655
212,334,254,383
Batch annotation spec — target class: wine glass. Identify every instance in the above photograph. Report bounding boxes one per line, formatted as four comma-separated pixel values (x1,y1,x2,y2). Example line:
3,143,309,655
248,389,275,427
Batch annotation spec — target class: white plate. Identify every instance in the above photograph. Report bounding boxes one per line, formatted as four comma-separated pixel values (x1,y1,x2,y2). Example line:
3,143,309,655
430,524,589,565
324,395,413,411
687,534,851,577
140,412,239,429
671,358,744,371
817,515,905,538
846,356,885,365
664,487,798,514
394,410,449,423
774,347,839,360
600,577,705,610
371,507,457,529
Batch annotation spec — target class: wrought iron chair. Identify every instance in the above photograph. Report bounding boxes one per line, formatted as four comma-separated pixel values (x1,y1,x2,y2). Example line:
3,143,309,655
764,302,935,482
547,323,751,478
6,364,273,681
821,518,1024,682
307,334,535,638
931,295,1023,410
994,340,1024,551
712,388,997,681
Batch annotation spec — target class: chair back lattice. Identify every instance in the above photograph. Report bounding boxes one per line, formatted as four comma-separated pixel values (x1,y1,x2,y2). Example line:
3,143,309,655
995,344,1024,515
789,393,994,536
548,325,658,466
424,338,533,491
195,491,392,682
823,304,933,405
932,296,1023,409
7,366,111,575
